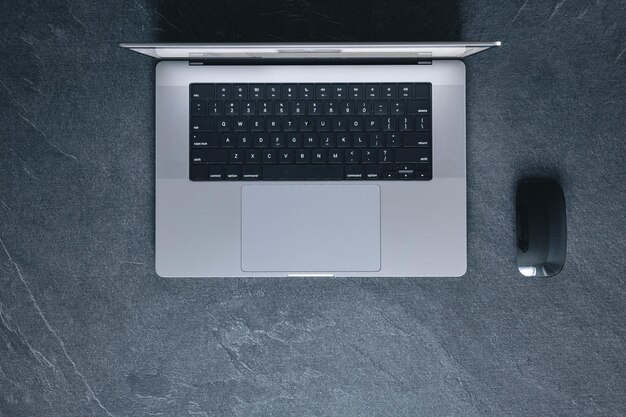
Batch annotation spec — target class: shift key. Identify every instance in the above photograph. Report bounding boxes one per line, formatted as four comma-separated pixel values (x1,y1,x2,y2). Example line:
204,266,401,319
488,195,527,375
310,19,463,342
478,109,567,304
395,148,430,163
191,149,228,164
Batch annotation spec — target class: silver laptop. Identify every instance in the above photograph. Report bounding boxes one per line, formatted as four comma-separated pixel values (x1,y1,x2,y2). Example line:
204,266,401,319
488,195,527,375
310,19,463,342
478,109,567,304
120,42,500,277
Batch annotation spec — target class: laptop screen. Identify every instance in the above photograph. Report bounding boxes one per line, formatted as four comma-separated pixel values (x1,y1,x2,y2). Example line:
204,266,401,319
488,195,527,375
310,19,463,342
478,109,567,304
119,42,501,60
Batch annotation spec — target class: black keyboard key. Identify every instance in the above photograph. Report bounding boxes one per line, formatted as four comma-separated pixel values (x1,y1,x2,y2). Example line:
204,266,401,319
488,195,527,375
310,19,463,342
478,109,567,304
191,117,215,132
254,133,269,148
266,84,280,99
242,101,255,115
233,85,247,99
233,117,248,131
191,84,215,99
282,84,297,99
275,101,288,115
357,100,372,115
237,133,253,147
267,117,281,131
415,171,432,180
316,117,331,131
191,100,207,115
345,149,360,163
284,117,298,132
259,101,272,115
190,164,209,181
386,133,402,147
229,149,244,163
233,84,248,99
345,165,364,179
263,149,278,164
379,149,394,163
279,149,294,163
224,100,239,116
328,149,344,163
312,149,327,163
220,133,236,147
299,84,314,99
365,116,379,131
208,101,222,115
216,84,231,99
250,117,264,131
307,101,322,116
398,116,415,131
242,165,261,180
246,149,261,163
208,165,224,180
365,165,382,179
415,116,430,131
270,133,286,148
349,84,364,99
349,117,364,131
250,84,264,99
352,133,367,147
332,84,347,99
407,100,430,115
398,84,413,98
403,132,431,147
332,117,347,131
341,100,355,115
374,101,388,115
216,117,231,131
316,84,331,99
382,84,397,98
414,83,430,98
287,134,301,147
369,133,384,147
382,116,397,131
395,148,430,163
295,149,311,163
191,149,228,164
337,134,351,147
325,100,339,116
291,101,305,116
361,149,376,163
300,118,314,131
391,101,405,114
225,165,241,180
365,84,380,99
191,132,219,147
263,165,343,180
320,133,334,147
303,134,319,147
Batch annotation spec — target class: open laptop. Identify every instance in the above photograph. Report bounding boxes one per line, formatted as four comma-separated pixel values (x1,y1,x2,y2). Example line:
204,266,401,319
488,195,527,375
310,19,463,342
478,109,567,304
120,42,500,277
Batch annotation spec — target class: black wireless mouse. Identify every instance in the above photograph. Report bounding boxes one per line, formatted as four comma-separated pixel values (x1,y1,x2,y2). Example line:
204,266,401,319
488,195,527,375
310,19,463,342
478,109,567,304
516,179,566,277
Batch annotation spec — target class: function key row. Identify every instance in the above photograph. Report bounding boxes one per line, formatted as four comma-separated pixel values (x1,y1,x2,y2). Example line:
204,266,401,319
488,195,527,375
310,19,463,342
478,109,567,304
190,83,431,100
191,99,430,116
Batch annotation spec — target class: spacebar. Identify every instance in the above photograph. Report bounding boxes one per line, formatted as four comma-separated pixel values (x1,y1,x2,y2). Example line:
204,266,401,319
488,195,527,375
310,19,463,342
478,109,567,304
263,165,344,180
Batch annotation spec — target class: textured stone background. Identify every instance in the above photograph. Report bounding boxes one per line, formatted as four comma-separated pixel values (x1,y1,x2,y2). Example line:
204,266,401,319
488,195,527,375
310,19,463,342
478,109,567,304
0,0,625,416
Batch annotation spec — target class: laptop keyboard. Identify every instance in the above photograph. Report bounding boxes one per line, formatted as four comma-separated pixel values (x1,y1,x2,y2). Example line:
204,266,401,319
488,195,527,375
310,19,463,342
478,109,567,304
189,83,432,181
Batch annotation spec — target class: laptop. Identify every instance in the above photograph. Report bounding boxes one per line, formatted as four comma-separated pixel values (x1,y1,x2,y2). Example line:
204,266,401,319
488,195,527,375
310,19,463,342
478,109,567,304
119,42,500,277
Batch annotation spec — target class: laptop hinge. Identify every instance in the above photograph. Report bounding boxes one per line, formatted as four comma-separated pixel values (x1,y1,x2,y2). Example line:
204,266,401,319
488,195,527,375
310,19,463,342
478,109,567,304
187,58,434,66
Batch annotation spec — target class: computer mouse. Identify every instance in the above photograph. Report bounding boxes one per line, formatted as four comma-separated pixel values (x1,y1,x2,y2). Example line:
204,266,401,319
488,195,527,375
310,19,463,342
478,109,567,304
516,179,566,277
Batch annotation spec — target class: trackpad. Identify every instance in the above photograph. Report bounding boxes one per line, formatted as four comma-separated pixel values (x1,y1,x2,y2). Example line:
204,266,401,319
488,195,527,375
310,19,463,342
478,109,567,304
242,185,381,273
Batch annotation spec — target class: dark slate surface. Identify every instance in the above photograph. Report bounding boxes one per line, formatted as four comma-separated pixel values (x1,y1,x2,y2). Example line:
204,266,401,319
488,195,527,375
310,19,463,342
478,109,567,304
1,0,625,416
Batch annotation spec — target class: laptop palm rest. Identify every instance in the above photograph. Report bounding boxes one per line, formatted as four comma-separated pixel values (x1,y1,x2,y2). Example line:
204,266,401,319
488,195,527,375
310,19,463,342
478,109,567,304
241,184,381,273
